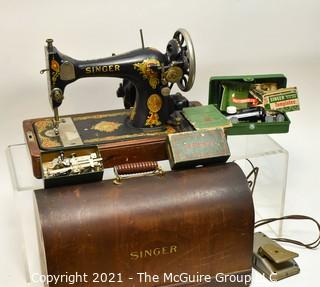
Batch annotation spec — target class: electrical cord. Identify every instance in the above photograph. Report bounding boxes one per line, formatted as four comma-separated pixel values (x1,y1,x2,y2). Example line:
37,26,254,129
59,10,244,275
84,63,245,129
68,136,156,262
255,215,320,249
233,158,259,194
245,159,259,194
242,160,320,250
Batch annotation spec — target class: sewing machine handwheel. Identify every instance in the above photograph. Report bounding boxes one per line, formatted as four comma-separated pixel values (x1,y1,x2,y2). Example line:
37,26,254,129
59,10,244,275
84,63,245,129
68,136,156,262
173,29,196,92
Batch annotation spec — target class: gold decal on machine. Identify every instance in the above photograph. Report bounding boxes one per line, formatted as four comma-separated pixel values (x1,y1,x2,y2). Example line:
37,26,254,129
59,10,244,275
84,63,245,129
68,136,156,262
51,58,60,86
145,94,162,127
130,245,177,260
133,58,160,89
85,64,120,74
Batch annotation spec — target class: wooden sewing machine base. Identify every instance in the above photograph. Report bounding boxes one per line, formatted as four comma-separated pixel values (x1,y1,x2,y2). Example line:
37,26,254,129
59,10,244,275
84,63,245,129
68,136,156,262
23,106,198,179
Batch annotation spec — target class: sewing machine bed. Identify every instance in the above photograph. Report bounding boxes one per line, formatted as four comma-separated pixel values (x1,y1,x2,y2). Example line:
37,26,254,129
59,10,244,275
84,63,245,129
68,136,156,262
33,110,181,149
23,108,196,179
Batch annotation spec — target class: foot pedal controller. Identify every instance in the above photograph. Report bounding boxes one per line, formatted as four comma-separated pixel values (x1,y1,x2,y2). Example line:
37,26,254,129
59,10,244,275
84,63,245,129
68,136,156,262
253,232,300,281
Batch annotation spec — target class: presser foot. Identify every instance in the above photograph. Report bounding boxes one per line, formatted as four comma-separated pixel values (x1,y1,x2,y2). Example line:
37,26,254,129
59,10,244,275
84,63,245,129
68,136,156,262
47,117,83,148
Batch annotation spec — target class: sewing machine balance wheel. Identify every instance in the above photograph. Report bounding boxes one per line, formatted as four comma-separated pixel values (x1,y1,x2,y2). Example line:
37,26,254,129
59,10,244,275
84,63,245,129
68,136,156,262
172,28,196,92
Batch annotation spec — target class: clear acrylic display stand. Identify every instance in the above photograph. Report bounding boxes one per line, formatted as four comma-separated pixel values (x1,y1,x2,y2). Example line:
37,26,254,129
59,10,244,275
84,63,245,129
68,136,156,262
228,135,288,237
7,134,288,285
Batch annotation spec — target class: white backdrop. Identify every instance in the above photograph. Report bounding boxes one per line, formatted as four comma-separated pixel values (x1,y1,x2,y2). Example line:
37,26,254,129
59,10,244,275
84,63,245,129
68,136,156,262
0,0,319,286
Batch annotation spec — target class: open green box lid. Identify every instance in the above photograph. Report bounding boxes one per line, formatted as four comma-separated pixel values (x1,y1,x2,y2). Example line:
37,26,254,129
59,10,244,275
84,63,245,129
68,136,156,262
208,74,291,135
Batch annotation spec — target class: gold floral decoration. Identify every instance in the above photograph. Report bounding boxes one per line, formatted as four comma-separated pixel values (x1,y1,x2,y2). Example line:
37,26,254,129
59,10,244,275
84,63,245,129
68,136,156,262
91,121,121,133
133,58,160,89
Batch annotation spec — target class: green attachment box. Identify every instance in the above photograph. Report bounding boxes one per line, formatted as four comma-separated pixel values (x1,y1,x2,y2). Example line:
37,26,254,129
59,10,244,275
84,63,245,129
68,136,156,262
167,129,230,170
208,74,291,135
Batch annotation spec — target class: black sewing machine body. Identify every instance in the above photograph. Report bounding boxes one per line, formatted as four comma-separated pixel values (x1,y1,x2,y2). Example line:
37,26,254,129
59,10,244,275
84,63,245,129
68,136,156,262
44,29,196,130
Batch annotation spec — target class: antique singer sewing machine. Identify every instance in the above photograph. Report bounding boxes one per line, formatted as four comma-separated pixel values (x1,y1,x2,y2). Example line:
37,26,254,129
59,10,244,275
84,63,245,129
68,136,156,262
24,29,200,178
41,28,195,132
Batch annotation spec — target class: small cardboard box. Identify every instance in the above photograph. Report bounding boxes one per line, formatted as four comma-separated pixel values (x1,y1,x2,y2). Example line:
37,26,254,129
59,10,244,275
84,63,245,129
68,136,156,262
167,129,230,170
208,74,291,135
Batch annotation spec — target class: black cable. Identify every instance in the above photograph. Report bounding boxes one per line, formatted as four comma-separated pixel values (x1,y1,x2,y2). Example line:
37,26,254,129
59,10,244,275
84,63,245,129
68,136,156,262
255,215,320,249
238,159,320,250
245,159,259,194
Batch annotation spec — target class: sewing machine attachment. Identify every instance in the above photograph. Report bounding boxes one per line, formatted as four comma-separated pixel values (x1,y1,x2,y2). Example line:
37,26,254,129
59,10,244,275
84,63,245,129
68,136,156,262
40,146,104,188
253,232,300,281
